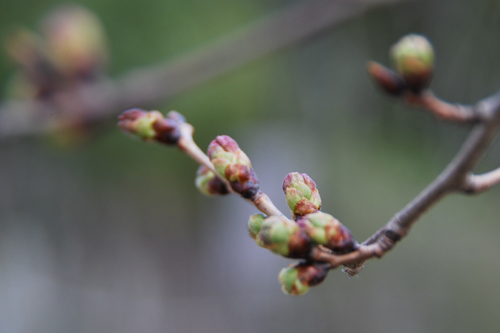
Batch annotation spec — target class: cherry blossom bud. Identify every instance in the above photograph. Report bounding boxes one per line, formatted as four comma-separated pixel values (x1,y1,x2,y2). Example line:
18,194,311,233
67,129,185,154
208,135,259,199
118,109,184,145
256,215,311,258
195,165,229,196
278,262,329,295
247,213,266,240
41,5,108,79
297,212,355,252
282,172,321,218
366,61,407,96
390,34,434,93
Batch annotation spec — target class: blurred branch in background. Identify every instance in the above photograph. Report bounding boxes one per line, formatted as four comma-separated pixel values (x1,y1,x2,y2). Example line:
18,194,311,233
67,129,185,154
0,0,410,140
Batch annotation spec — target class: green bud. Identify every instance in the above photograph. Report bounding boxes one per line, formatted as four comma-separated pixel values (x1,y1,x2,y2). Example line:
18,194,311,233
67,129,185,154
195,165,229,196
118,109,184,145
297,212,355,253
279,262,329,296
208,135,259,199
390,34,434,93
282,172,321,218
247,213,266,240
256,216,310,258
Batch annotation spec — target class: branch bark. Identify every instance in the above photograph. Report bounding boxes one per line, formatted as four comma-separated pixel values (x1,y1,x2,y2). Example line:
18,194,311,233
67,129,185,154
0,0,411,140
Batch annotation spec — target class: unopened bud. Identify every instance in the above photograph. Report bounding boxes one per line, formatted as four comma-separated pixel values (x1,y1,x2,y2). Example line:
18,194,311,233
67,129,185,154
256,215,311,258
390,34,434,93
247,213,266,240
41,5,108,79
297,212,355,253
282,172,321,218
208,135,259,199
366,61,407,96
278,262,329,296
118,109,184,145
195,165,229,196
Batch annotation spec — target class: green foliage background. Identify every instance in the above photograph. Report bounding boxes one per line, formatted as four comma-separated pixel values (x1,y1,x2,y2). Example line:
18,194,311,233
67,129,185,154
1,0,500,332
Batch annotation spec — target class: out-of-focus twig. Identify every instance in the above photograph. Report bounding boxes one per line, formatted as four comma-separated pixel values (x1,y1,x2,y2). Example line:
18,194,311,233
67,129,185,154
0,0,411,140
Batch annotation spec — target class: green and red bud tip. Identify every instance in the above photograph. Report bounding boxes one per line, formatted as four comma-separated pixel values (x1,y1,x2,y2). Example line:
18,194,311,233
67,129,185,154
297,211,355,253
256,215,311,258
282,172,321,218
118,109,183,145
208,135,259,199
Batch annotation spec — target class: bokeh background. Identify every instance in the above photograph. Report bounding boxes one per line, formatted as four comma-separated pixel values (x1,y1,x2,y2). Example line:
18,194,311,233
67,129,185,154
1,0,500,332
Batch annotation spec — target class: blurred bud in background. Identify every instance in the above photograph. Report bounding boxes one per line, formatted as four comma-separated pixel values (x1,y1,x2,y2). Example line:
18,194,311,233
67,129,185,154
41,5,108,81
390,34,434,93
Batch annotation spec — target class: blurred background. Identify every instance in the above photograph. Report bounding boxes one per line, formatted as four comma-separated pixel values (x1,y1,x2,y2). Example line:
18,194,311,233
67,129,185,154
1,0,500,332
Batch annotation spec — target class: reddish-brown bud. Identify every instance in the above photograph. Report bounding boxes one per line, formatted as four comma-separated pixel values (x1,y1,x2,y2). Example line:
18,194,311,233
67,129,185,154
208,135,259,199
256,215,311,258
366,61,407,96
283,172,321,218
279,262,330,295
297,212,355,253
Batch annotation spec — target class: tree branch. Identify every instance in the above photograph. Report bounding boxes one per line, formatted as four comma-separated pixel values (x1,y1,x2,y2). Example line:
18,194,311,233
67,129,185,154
310,90,500,276
0,0,411,140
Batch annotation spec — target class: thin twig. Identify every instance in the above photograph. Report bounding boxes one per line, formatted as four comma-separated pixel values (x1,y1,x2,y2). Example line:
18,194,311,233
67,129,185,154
0,0,411,140
405,90,480,123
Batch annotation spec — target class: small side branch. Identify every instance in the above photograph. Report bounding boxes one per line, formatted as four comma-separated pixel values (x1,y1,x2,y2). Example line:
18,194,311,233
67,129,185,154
405,90,479,123
464,168,500,194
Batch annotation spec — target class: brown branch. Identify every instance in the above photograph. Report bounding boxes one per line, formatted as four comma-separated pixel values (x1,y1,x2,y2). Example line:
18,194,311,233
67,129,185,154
0,0,411,140
309,90,500,275
405,90,480,123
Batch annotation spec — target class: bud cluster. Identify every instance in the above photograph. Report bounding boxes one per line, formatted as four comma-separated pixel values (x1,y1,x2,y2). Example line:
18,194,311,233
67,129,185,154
279,262,329,295
208,135,260,199
118,109,186,145
368,34,435,95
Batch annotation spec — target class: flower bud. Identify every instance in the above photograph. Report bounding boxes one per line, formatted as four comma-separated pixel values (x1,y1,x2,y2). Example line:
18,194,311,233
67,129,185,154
278,262,329,296
195,165,229,196
366,61,407,96
247,213,266,240
282,172,321,218
256,215,311,258
118,109,184,145
41,5,108,79
208,135,259,199
390,34,434,93
297,212,355,252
